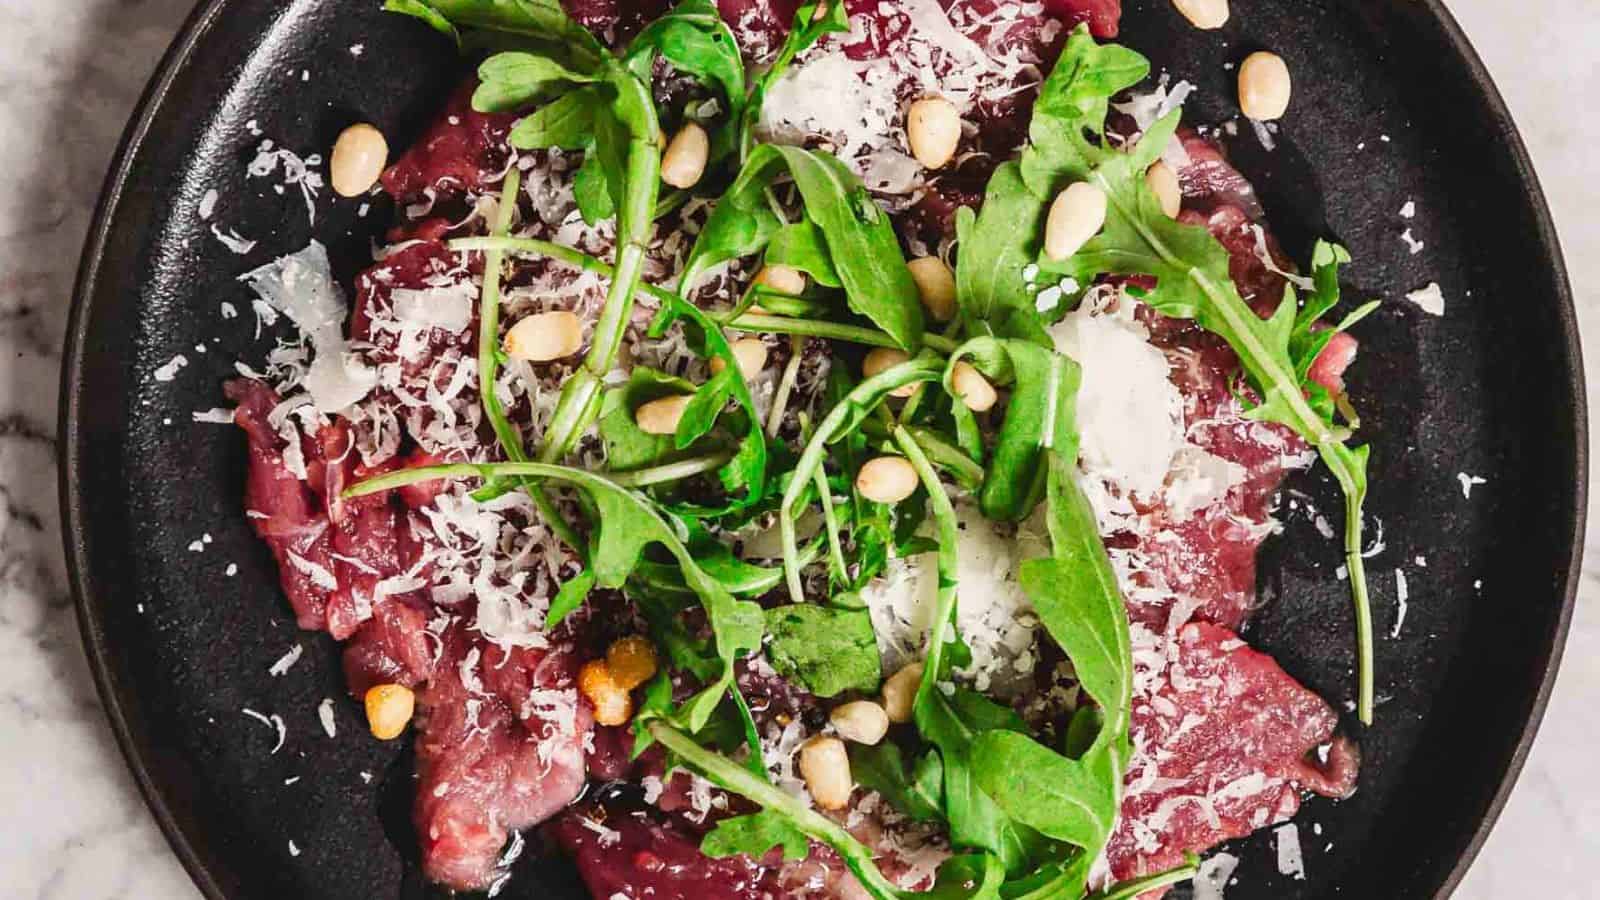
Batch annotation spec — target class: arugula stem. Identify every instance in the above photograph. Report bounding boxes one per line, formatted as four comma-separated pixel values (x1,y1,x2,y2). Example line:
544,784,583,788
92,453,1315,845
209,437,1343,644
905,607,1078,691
608,452,734,488
643,719,907,900
813,468,849,584
1094,172,1374,724
766,335,805,437
1085,854,1200,900
859,421,983,490
891,426,960,703
730,314,958,353
471,169,585,555
1321,441,1375,724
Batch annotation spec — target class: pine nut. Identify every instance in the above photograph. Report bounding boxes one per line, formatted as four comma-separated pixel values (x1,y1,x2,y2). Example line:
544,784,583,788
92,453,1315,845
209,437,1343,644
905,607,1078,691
754,264,807,297
606,636,659,690
503,310,584,362
1172,0,1228,30
907,256,957,322
906,97,961,169
331,123,389,198
579,659,633,727
881,662,924,724
830,700,890,745
1239,51,1292,121
709,338,769,379
1146,161,1182,219
661,122,710,189
856,456,919,505
365,683,415,740
862,347,918,398
635,394,693,436
950,361,998,412
1044,182,1108,261
799,736,854,810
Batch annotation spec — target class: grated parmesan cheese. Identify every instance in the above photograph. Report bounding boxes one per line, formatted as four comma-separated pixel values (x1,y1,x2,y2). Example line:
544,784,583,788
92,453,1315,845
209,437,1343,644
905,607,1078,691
1405,282,1445,316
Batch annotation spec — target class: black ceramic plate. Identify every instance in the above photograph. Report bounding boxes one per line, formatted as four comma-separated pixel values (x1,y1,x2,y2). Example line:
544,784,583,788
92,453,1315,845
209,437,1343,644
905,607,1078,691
60,1,1584,898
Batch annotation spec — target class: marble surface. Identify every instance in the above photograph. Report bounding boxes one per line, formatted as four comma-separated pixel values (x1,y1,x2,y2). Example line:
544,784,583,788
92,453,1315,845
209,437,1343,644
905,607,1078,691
0,0,1593,897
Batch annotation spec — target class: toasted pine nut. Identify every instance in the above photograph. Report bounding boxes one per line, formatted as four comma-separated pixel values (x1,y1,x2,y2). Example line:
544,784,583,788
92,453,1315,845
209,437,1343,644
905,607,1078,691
661,122,710,189
881,662,924,724
906,97,961,169
862,347,918,398
1044,182,1108,261
635,394,693,436
331,123,389,198
1172,0,1228,30
365,683,415,740
907,256,957,322
830,700,890,745
579,659,633,727
950,361,998,412
504,310,584,362
1146,161,1183,219
856,456,919,505
753,264,807,297
1239,51,1292,121
606,636,659,691
799,736,854,810
709,338,769,379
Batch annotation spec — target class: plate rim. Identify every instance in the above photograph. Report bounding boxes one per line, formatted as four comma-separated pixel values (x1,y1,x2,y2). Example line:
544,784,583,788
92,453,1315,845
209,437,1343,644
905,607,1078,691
56,2,1587,899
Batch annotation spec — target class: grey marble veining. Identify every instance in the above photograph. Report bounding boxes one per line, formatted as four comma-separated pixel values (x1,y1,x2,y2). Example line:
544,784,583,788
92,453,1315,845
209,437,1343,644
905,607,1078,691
0,0,1590,897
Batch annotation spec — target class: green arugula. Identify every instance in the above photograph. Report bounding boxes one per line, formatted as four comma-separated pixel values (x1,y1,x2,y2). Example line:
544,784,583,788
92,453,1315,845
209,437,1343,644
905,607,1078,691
738,0,850,157
763,594,882,697
625,0,746,161
1022,26,1378,722
849,741,945,823
678,143,925,352
701,808,811,863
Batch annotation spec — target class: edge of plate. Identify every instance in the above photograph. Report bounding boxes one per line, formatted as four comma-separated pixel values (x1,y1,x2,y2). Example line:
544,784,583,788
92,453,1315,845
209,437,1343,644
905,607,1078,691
58,1,233,898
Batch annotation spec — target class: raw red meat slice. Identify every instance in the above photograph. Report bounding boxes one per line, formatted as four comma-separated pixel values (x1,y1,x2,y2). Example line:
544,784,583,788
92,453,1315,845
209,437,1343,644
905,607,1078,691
228,379,338,631
380,81,516,204
1108,621,1359,889
549,801,787,900
414,622,592,889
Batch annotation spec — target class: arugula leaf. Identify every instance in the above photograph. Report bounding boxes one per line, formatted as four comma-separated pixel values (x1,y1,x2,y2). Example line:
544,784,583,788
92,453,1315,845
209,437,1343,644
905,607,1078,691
765,220,843,287
952,165,1054,346
508,85,604,149
599,368,699,471
384,0,606,69
763,594,881,697
473,51,599,111
970,451,1131,857
850,742,945,823
543,567,595,628
626,0,746,160
679,144,923,351
773,146,925,351
701,809,811,863
944,338,1081,521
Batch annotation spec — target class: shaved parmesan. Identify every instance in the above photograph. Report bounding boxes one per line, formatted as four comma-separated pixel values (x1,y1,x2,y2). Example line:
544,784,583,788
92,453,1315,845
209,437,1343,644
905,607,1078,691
1405,282,1445,316
241,242,377,412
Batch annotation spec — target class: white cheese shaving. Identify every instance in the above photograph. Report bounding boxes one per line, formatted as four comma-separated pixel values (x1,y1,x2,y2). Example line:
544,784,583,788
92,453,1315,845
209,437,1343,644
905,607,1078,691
287,840,301,857
859,502,1042,696
154,354,189,382
241,242,377,412
1399,199,1416,219
1392,569,1409,638
1274,822,1307,880
286,551,338,590
242,708,287,754
246,139,324,225
1457,472,1486,498
210,224,257,255
198,188,218,221
1405,281,1445,316
1399,228,1425,255
1048,292,1183,499
318,698,337,738
1192,852,1241,900
268,644,303,676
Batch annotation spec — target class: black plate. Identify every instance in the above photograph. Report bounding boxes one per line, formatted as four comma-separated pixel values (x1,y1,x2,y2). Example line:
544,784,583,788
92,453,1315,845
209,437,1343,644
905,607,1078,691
60,1,1584,898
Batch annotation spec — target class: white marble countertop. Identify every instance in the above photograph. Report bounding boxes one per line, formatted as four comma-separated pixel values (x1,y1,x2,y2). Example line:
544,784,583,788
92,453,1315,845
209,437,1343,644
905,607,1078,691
0,0,1592,897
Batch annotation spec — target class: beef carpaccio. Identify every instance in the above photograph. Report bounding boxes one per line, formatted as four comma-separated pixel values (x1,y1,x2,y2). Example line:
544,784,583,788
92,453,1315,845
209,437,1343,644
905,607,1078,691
229,0,1367,896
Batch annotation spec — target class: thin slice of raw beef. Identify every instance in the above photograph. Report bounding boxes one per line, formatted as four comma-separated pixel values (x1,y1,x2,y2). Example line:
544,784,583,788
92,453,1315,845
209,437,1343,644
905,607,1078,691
1108,621,1359,889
